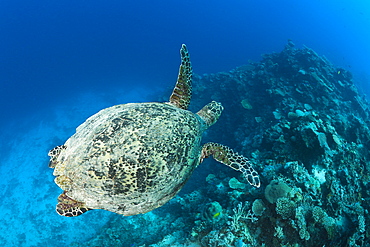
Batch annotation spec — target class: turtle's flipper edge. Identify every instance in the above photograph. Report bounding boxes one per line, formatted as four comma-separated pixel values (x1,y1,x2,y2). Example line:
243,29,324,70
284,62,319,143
201,142,260,188
48,145,66,168
169,44,192,110
56,192,91,217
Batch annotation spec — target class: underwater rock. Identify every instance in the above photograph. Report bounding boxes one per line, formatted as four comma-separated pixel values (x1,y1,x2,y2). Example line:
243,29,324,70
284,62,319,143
228,177,247,190
251,199,266,216
241,99,253,110
275,197,295,219
201,201,223,222
187,42,370,246
272,109,282,120
76,42,370,246
264,180,292,204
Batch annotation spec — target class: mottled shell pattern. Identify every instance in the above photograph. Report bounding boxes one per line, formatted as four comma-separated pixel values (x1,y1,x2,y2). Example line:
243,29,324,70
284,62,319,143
52,102,204,216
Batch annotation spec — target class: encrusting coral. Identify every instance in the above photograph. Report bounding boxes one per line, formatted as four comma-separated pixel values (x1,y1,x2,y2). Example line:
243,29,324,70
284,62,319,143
72,42,370,246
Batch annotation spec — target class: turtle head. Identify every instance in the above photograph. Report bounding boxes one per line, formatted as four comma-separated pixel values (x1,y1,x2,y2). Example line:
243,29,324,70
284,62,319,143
196,101,224,129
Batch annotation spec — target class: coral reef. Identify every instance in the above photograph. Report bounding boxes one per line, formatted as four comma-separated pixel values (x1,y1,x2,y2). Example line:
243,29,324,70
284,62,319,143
73,42,370,246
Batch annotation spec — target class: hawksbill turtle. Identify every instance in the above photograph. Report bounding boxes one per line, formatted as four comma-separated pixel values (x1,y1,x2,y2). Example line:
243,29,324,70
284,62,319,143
48,44,260,217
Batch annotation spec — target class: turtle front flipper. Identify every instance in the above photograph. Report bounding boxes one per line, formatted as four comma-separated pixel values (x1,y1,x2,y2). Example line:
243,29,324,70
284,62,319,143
201,143,260,188
56,192,91,217
169,44,192,110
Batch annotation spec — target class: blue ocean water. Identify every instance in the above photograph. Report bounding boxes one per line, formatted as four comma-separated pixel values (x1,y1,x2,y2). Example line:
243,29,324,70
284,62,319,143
0,0,369,246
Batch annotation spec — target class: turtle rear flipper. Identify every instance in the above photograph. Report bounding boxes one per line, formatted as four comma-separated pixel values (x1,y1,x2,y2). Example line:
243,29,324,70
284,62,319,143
48,145,66,168
201,143,260,188
56,192,91,217
169,44,192,110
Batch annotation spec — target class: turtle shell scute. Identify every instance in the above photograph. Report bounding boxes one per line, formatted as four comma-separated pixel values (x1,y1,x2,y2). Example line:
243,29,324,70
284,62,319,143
53,102,203,216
